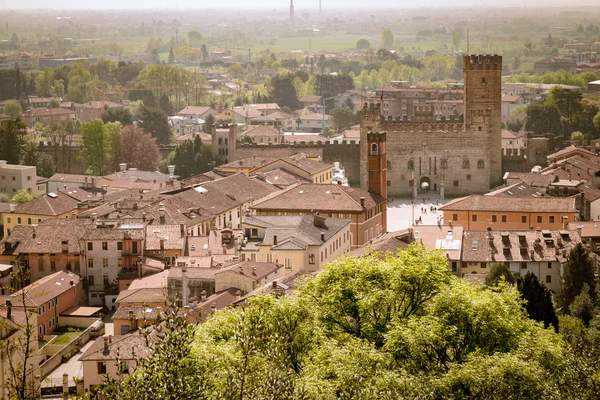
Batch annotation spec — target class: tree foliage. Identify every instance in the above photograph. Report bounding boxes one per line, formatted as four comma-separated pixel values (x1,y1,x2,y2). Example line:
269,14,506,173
3,101,22,118
485,263,516,286
517,272,559,331
136,106,173,145
11,189,34,204
167,135,221,178
561,242,596,312
80,120,111,175
109,125,160,173
330,106,356,133
98,244,591,399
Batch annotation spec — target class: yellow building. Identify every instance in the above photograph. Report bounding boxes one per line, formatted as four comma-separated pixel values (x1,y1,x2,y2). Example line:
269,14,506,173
239,214,352,273
2,190,86,236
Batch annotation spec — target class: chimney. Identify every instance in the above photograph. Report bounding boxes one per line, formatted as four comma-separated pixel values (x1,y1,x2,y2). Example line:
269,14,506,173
159,207,166,224
9,203,15,213
103,337,109,354
61,240,69,253
167,165,175,178
360,197,365,208
577,225,583,238
182,264,189,308
119,163,127,172
180,224,186,237
142,212,147,222
273,235,278,245
313,211,326,228
70,280,74,286
159,239,165,251
6,299,11,320
321,232,325,242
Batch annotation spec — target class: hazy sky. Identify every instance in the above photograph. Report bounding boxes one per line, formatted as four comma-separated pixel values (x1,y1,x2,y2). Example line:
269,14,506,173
2,0,598,10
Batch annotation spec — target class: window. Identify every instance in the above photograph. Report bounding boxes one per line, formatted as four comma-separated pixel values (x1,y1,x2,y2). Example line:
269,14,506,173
472,214,478,222
50,261,56,271
27,176,31,181
66,262,71,271
440,159,448,169
87,242,93,251
88,259,93,268
501,215,507,223
17,217,21,224
102,242,108,251
309,254,315,264
117,242,123,251
387,180,391,186
462,159,470,169
477,159,485,169
88,276,94,286
7,217,10,224
132,242,138,254
452,214,458,221
467,174,471,181
27,218,31,224
407,160,414,171
547,262,552,269
491,215,497,222
75,262,80,272
521,262,527,269
103,276,109,286
284,258,292,269
451,261,457,272
521,215,527,223
546,275,552,283
251,229,258,237
537,216,542,224
118,258,123,268
103,259,108,268
97,362,107,374
38,259,43,271
453,180,459,187
370,143,378,156
549,216,555,223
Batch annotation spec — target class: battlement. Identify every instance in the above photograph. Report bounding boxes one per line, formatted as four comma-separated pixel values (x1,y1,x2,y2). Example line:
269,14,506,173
367,131,386,143
237,140,359,149
360,102,383,123
379,121,466,133
463,54,502,71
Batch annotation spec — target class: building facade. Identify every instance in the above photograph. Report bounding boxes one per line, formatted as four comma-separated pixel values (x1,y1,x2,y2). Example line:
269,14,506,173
360,54,503,197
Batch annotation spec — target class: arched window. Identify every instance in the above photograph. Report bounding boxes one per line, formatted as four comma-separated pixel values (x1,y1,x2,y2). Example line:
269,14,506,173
462,159,470,169
407,160,414,171
477,159,485,169
224,138,228,145
370,143,378,156
387,160,392,170
218,138,223,145
440,159,448,169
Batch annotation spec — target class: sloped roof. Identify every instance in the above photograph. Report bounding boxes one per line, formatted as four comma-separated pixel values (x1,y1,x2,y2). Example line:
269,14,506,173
216,260,281,281
252,183,385,213
9,271,82,308
439,195,577,213
14,191,79,216
80,332,150,361
242,125,281,138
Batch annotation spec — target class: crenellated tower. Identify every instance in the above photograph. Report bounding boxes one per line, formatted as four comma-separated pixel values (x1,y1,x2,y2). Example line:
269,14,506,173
359,102,382,190
463,54,502,187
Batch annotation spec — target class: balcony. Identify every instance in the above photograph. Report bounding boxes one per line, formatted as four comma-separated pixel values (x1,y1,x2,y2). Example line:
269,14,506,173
117,268,138,280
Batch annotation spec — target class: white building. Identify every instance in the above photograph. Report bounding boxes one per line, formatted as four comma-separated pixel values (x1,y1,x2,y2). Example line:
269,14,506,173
0,160,45,196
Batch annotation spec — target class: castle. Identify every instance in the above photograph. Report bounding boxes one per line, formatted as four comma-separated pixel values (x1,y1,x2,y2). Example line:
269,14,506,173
360,54,503,197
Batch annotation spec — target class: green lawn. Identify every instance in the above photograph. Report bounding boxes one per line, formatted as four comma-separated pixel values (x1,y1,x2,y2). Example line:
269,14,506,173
53,329,84,345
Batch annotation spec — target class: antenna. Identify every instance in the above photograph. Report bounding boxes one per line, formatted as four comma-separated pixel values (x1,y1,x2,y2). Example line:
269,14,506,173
467,28,470,55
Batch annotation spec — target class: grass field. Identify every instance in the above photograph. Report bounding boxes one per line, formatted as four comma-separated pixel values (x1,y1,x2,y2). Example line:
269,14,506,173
53,331,82,345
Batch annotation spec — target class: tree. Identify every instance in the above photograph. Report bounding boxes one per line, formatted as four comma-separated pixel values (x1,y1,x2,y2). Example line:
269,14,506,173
110,125,160,172
101,107,134,126
136,106,173,145
168,135,221,178
355,39,371,50
21,141,54,178
330,107,356,133
0,267,42,400
517,272,559,331
158,93,174,116
451,28,463,50
269,75,300,110
11,190,34,204
561,243,596,312
485,263,516,286
525,102,562,135
80,120,111,175
187,30,204,47
571,131,584,145
34,67,54,97
0,118,26,164
593,111,600,133
570,284,595,326
226,64,245,80
203,113,215,133
381,29,394,50
3,101,22,118
168,49,175,64
548,87,583,124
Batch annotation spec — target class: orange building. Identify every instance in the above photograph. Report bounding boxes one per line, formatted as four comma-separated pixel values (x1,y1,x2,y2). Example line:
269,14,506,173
439,195,578,231
8,270,84,336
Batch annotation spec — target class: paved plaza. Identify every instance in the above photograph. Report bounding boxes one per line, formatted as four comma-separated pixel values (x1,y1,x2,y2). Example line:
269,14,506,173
387,194,450,232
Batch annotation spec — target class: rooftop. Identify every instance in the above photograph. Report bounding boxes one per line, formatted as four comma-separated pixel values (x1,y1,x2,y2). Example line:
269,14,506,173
9,271,81,308
216,260,281,281
440,195,577,213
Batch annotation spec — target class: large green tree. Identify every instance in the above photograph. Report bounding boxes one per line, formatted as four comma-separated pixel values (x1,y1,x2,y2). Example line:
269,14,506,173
0,118,25,164
561,242,596,312
80,120,111,175
167,135,220,178
269,75,300,110
330,107,356,133
136,106,173,145
518,272,559,331
485,263,516,286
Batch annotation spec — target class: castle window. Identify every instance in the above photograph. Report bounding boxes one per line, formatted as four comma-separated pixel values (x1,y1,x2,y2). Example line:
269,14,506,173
453,180,459,187
370,143,378,156
218,138,222,145
467,175,472,181
481,77,486,84
407,160,414,171
462,159,470,169
477,160,485,169
440,159,448,169
224,138,228,145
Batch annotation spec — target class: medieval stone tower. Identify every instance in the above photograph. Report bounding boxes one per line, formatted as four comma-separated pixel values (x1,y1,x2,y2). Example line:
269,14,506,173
211,123,237,164
360,54,503,197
